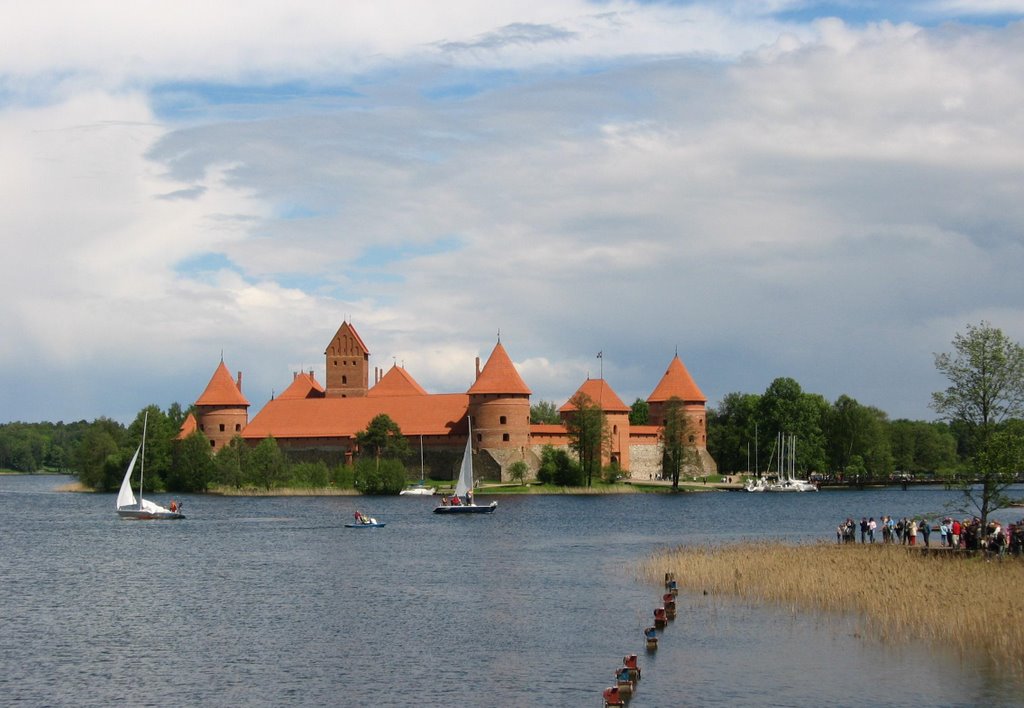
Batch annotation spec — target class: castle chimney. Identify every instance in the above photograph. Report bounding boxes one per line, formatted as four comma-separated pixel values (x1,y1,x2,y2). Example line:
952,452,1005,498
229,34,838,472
475,356,481,380
236,371,243,391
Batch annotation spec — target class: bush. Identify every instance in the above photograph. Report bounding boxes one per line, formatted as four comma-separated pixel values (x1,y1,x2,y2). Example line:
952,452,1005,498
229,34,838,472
354,458,407,495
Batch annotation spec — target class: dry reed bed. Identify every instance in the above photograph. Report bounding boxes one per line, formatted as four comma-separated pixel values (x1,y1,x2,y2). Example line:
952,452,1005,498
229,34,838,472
638,542,1024,676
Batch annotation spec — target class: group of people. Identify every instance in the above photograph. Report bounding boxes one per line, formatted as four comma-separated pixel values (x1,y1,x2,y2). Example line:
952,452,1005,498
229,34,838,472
439,490,473,506
836,514,1024,556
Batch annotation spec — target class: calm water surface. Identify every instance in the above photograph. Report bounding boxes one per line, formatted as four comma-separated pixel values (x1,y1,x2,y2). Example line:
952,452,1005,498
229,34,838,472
1,476,1021,707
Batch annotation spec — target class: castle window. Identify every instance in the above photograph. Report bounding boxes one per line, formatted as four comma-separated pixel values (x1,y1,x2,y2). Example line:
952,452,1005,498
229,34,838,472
342,375,347,384
209,440,215,448
689,435,695,443
235,424,241,432
499,416,507,425
199,424,205,432
219,424,225,432
476,433,482,443
502,433,510,442
334,360,338,366
613,425,618,434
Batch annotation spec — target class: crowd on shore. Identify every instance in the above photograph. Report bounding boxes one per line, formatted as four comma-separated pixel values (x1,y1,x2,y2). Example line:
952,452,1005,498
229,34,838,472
836,514,1024,557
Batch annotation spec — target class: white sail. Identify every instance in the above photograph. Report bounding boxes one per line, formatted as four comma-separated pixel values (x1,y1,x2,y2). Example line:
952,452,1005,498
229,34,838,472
454,434,473,499
116,445,141,510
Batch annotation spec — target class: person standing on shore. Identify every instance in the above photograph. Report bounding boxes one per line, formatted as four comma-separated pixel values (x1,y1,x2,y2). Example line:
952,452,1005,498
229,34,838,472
860,517,868,544
920,518,931,547
908,518,918,546
940,519,950,547
951,518,962,549
868,517,877,543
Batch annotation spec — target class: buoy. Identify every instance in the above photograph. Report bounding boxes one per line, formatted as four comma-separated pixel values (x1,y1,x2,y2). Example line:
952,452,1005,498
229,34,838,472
663,592,677,619
664,571,676,587
654,606,667,629
668,579,679,596
603,686,625,706
644,626,658,651
615,667,634,696
622,653,641,681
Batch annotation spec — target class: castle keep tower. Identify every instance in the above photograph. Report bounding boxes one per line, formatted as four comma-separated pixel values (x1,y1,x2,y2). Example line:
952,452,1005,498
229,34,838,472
195,360,250,451
325,321,369,398
467,340,531,451
560,378,632,470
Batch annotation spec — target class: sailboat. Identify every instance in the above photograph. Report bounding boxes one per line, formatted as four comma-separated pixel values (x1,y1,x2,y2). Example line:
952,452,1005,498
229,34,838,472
433,418,497,514
116,412,186,520
400,435,436,496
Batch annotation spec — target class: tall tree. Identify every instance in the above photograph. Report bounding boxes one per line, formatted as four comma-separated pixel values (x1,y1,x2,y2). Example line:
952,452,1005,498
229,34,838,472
660,396,698,490
169,431,215,492
825,395,893,480
932,321,1024,525
564,392,605,487
707,392,760,473
355,414,411,463
757,378,828,476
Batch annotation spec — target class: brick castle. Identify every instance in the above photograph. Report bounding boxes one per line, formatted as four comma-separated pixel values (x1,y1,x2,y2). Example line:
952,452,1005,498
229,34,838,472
179,321,717,481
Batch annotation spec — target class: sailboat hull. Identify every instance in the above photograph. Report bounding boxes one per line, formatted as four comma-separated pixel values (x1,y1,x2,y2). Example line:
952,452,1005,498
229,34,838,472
117,508,185,520
433,501,497,514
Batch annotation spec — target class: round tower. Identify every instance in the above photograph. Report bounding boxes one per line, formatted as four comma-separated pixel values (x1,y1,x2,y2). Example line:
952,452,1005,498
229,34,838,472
194,360,250,452
466,340,531,451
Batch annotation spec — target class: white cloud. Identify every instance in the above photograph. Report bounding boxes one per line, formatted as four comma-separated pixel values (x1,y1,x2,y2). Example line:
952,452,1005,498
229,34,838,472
3,5,1024,423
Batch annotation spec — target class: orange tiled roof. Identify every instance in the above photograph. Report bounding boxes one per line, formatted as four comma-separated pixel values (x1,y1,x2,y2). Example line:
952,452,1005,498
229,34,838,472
368,365,428,397
176,412,198,440
325,321,369,355
559,378,630,413
195,361,250,407
647,355,706,403
467,342,531,395
278,371,326,400
242,393,470,440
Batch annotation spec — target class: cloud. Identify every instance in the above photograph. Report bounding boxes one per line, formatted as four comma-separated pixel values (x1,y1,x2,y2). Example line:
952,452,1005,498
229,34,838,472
3,3,1024,424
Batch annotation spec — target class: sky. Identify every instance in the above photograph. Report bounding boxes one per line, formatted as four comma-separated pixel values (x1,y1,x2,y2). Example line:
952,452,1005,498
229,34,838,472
3,0,1024,425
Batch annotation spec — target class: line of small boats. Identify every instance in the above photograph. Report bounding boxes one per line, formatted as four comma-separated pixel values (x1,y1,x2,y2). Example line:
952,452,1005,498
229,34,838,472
743,431,818,492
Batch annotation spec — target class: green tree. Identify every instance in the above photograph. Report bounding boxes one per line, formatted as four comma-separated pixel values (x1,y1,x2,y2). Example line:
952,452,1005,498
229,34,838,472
932,321,1024,525
214,435,249,488
536,445,582,486
707,392,760,473
250,436,287,490
355,414,411,463
508,459,528,485
74,418,125,490
825,395,893,480
168,431,215,492
888,420,957,475
530,400,561,424
757,378,828,477
354,458,406,494
629,398,649,425
564,392,606,487
660,396,698,491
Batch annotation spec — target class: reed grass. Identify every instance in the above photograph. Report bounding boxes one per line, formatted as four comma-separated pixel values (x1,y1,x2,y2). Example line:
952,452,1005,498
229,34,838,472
638,542,1024,677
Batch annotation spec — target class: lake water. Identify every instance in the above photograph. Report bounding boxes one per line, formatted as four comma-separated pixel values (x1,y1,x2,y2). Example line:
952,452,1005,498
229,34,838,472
1,475,1022,707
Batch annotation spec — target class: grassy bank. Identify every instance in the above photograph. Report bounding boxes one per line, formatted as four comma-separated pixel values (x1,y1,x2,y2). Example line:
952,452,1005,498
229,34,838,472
638,542,1024,677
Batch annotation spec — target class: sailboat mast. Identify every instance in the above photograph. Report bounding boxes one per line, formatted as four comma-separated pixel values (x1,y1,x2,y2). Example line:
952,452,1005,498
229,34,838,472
139,411,148,509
